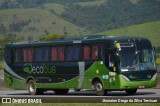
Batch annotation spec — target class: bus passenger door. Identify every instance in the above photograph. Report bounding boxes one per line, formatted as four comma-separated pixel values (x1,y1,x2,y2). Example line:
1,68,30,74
108,51,119,89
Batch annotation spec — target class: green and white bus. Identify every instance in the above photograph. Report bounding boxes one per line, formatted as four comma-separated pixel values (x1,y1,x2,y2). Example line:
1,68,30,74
4,35,157,96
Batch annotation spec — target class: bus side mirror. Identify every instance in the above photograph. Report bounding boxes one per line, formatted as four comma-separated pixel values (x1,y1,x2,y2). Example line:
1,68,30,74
108,47,120,63
115,52,120,63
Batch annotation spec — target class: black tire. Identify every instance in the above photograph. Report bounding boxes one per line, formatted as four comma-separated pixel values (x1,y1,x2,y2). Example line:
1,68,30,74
54,89,69,95
74,88,81,92
93,79,107,96
125,89,137,95
27,80,44,95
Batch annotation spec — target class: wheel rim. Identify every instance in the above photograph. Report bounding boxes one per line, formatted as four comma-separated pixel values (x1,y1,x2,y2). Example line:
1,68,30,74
29,82,35,93
96,83,102,91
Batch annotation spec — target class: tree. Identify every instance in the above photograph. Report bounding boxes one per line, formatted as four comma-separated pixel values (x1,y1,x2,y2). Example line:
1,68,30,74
0,24,6,34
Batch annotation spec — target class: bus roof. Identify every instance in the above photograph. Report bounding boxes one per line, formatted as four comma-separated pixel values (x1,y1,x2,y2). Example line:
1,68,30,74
5,35,150,47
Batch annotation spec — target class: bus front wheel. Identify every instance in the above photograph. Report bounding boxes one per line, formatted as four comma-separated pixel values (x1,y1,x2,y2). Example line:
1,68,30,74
93,79,107,96
74,88,81,92
27,80,44,95
125,89,137,95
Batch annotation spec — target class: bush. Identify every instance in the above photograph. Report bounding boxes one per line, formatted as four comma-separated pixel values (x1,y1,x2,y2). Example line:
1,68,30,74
39,34,64,41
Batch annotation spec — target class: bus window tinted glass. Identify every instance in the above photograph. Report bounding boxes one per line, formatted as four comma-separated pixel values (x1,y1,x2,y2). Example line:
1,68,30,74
92,45,98,60
67,46,80,61
35,48,42,62
43,47,49,61
23,48,33,62
51,47,57,61
23,49,28,62
138,49,154,64
58,47,64,61
15,48,22,62
28,49,33,62
67,46,73,61
83,46,90,60
74,47,80,60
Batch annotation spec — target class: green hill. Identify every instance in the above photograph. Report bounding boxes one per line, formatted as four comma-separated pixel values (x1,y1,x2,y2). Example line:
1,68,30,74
61,0,160,33
0,0,160,41
0,8,90,40
99,21,160,47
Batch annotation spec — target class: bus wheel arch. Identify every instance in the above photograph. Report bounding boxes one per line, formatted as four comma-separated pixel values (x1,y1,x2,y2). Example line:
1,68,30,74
26,77,35,84
26,77,44,95
92,77,107,96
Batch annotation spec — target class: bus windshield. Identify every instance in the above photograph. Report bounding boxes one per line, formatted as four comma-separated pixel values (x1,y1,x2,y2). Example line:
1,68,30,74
119,42,156,72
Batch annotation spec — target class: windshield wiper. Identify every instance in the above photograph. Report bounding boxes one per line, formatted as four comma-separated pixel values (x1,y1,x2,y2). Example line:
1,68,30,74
124,66,136,71
128,67,136,71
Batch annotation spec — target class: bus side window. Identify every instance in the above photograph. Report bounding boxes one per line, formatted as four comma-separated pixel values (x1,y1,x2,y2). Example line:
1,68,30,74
28,48,33,62
74,46,80,61
11,49,15,63
35,47,43,62
14,48,22,63
67,46,80,61
67,46,73,61
23,49,28,62
83,45,90,60
92,44,99,60
23,48,33,62
58,47,64,61
42,47,49,61
51,47,57,61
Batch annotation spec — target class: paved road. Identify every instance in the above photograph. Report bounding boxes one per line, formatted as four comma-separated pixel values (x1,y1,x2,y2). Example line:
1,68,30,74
0,89,160,103
0,89,160,97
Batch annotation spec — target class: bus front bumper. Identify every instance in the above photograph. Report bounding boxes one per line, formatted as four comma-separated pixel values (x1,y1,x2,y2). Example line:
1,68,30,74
119,74,157,89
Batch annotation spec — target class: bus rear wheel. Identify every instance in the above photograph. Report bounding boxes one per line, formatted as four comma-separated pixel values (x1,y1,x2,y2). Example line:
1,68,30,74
93,79,107,96
27,80,44,95
125,89,137,95
54,89,69,95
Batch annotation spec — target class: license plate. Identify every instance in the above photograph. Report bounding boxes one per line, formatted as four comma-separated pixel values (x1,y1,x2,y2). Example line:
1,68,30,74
139,86,145,89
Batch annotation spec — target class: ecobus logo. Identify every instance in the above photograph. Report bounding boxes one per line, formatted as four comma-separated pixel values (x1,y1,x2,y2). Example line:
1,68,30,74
23,63,56,74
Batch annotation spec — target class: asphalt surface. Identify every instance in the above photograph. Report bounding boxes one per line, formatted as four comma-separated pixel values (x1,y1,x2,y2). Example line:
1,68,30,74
0,89,160,103
0,89,160,97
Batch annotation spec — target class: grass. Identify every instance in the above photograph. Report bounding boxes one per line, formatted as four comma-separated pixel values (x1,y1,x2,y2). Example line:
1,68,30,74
0,61,3,70
43,3,67,15
99,21,160,47
156,57,160,65
1,103,160,106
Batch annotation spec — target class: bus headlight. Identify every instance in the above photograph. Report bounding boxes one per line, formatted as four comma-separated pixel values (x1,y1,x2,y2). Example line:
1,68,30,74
151,73,157,81
120,75,130,81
